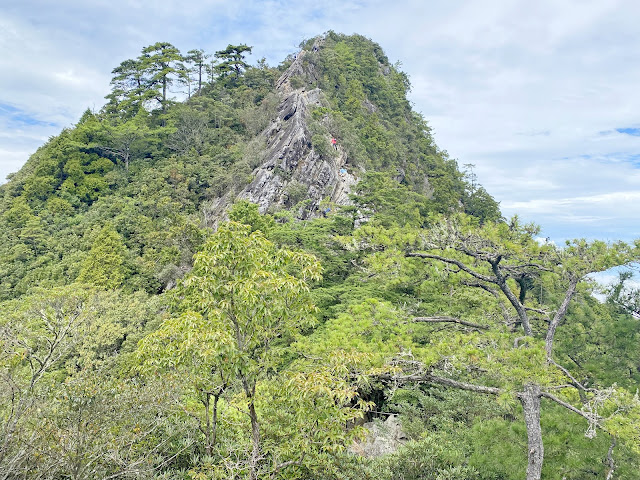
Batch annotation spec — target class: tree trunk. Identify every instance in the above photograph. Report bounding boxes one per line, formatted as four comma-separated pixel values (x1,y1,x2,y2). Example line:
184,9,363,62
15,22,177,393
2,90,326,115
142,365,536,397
520,384,544,480
492,261,532,335
202,392,221,456
248,398,260,480
162,77,167,111
212,393,219,449
242,375,260,480
605,436,616,480
203,393,212,456
545,277,579,358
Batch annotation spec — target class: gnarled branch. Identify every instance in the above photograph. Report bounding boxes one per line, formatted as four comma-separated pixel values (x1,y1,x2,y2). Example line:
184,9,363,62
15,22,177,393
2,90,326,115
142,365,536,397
413,316,490,330
406,252,494,283
540,391,600,426
378,373,501,396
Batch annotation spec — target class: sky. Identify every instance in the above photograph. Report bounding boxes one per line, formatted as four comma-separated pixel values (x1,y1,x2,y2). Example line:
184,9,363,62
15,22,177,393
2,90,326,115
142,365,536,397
2,0,640,243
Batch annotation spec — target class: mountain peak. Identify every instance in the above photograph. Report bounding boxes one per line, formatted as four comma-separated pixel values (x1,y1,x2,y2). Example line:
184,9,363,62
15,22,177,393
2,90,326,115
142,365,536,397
210,37,356,220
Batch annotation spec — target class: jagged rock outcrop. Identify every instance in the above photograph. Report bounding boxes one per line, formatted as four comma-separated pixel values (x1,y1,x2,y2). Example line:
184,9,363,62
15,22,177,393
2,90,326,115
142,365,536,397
350,414,408,458
208,38,358,220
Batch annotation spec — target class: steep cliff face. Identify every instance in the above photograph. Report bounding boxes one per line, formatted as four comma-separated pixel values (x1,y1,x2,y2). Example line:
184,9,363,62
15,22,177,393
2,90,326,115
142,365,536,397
210,40,358,220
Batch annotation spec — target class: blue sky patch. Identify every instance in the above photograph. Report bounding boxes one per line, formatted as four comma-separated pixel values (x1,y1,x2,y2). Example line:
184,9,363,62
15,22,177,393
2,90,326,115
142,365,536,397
615,127,640,136
0,102,57,127
626,153,640,167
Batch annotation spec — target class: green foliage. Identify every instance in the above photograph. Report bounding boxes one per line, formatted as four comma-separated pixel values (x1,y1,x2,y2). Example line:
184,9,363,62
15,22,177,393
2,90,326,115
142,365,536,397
0,33,638,479
228,200,275,233
214,44,252,81
107,41,186,115
353,172,430,227
365,434,477,480
185,48,210,93
311,133,334,159
304,32,490,217
289,75,305,89
463,185,502,223
165,222,322,399
138,222,369,477
0,286,170,477
98,108,158,170
77,224,128,289
298,298,414,362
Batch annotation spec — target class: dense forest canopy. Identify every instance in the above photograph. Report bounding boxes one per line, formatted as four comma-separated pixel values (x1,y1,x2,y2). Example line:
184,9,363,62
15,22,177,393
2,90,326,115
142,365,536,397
0,32,639,480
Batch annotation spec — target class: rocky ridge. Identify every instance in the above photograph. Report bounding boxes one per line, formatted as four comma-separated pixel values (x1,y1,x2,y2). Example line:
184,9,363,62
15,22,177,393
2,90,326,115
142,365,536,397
209,39,358,220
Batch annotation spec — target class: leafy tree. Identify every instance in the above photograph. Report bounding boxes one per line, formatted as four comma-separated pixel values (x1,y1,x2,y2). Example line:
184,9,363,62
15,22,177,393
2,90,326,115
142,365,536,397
386,215,640,480
105,42,186,116
165,106,211,155
215,44,252,79
462,164,501,223
105,58,149,116
0,288,87,478
352,172,429,227
185,48,210,94
35,368,185,480
140,222,321,479
228,200,274,233
0,287,188,478
18,216,47,255
97,110,155,170
605,270,640,317
138,310,232,456
139,42,186,112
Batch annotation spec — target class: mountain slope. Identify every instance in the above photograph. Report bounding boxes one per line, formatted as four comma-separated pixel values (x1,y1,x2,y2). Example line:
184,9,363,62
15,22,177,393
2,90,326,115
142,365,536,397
210,42,357,219
0,32,497,299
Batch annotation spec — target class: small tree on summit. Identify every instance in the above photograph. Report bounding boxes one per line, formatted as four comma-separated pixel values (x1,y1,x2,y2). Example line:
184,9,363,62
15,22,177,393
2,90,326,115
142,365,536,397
106,58,150,116
214,44,252,79
185,48,210,94
140,42,185,112
105,42,186,116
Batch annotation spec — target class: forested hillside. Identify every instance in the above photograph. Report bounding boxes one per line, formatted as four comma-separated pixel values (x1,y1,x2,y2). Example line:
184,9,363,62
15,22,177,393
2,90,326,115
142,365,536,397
0,32,639,480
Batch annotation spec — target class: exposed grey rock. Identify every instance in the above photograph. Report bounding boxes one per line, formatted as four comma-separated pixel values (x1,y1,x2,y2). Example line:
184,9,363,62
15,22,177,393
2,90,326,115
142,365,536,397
363,98,378,114
276,37,325,94
350,414,408,458
207,38,359,222
393,167,405,183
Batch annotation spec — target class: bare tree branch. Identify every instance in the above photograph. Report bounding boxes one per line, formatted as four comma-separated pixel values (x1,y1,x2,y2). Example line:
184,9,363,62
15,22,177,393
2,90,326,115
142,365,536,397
270,453,305,479
523,306,549,315
606,436,616,480
461,280,501,299
546,357,595,393
514,336,528,348
413,316,490,330
545,276,579,358
378,373,502,396
540,391,600,425
406,252,494,283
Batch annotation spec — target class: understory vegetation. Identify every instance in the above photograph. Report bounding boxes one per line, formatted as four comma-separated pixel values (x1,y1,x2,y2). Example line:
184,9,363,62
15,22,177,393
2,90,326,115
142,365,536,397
0,32,638,480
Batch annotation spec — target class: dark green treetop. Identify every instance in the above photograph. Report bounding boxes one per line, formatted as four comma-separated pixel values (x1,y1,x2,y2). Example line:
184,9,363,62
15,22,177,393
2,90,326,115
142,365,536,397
214,44,252,79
